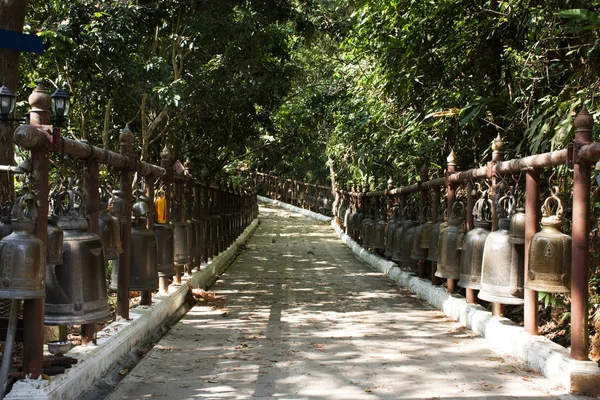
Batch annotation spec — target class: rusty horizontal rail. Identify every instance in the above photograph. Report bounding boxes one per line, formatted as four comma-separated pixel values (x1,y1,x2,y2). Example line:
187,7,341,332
14,125,165,177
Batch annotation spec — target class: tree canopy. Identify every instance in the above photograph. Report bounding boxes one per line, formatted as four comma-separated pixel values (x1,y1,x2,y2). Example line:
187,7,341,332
13,0,600,185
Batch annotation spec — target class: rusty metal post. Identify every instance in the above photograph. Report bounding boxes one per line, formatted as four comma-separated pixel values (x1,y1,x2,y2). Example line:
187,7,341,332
83,157,100,344
173,180,183,284
446,150,458,293
490,134,505,317
571,108,593,360
524,169,540,334
465,179,477,304
158,147,172,292
139,173,155,306
22,84,51,378
117,125,135,319
431,186,441,285
418,165,429,279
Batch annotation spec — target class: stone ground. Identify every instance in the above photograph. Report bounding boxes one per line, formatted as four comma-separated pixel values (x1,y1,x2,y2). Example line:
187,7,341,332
105,205,594,400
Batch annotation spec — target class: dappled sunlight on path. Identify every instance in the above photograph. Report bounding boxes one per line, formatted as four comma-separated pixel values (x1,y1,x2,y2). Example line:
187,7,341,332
106,205,590,400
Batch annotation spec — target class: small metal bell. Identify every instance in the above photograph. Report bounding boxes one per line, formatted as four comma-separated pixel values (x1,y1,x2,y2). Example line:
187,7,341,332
435,202,465,280
509,207,526,245
526,188,571,293
0,190,44,299
478,195,524,305
154,222,174,276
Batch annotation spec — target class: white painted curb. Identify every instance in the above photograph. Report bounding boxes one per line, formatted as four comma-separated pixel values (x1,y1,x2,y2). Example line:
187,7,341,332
257,196,600,395
6,219,260,400
257,195,332,222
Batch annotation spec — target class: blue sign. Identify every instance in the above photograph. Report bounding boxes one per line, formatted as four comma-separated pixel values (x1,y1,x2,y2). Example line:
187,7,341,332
0,29,43,54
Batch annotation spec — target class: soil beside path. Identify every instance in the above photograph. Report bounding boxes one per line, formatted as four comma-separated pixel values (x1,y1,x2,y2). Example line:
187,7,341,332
105,205,591,400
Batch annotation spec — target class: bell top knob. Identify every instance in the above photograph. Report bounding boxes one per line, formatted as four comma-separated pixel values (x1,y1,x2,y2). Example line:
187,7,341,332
574,106,593,130
160,145,171,160
420,164,429,180
447,149,458,167
574,106,593,143
119,124,134,146
28,83,51,112
492,134,505,154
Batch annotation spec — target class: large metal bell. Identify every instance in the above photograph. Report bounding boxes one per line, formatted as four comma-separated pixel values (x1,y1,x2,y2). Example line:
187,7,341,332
479,196,524,305
361,211,375,249
435,203,465,280
526,189,571,293
0,191,44,299
46,188,110,325
427,217,445,264
420,210,433,250
372,214,386,252
458,193,492,290
110,202,158,292
401,225,419,273
391,217,414,263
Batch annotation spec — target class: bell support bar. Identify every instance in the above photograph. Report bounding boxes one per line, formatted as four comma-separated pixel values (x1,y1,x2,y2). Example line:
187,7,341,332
13,124,165,178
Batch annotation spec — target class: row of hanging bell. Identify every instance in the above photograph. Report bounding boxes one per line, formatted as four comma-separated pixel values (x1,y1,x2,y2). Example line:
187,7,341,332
46,182,110,325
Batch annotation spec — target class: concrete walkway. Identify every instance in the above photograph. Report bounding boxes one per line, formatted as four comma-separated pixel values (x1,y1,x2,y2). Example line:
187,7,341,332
105,206,591,400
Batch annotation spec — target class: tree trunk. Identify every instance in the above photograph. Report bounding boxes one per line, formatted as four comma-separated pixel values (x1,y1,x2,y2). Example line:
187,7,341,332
0,0,28,204
102,98,114,148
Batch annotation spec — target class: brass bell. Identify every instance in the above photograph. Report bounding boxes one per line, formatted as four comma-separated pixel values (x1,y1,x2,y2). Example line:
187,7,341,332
361,206,375,249
412,207,430,261
46,185,110,325
401,224,419,273
509,207,526,245
384,208,400,260
391,208,415,263
98,189,120,261
420,207,433,249
435,202,465,280
372,210,387,253
458,193,492,290
0,190,44,299
526,188,571,293
427,209,447,263
478,195,524,305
